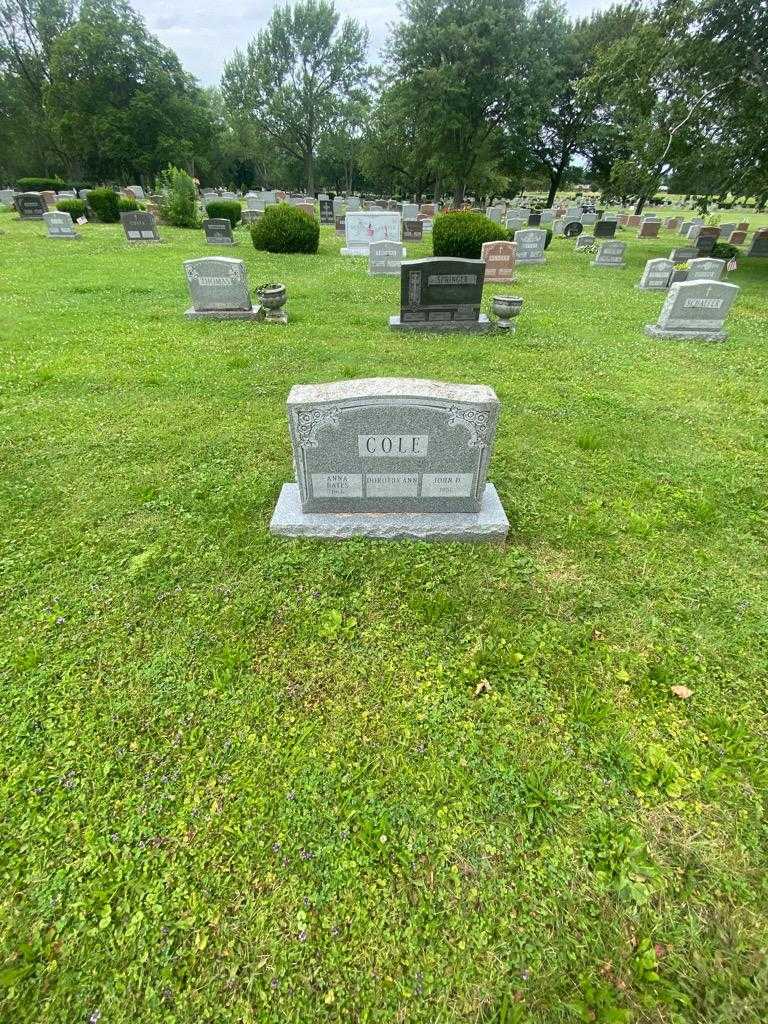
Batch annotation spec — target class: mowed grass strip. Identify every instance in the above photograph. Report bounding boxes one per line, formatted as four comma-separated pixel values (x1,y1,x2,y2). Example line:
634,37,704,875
1,208,767,1023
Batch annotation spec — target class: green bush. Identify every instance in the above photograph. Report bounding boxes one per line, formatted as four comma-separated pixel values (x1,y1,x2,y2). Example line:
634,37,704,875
432,212,508,259
56,199,87,219
87,187,120,223
155,165,199,228
710,242,739,261
251,204,319,254
17,176,69,192
118,197,142,213
205,199,241,228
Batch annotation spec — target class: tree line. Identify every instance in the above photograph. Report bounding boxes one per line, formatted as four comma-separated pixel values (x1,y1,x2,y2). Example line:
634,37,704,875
2,0,766,211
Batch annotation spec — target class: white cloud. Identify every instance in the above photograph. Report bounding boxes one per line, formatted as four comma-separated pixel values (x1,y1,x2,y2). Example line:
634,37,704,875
132,0,619,86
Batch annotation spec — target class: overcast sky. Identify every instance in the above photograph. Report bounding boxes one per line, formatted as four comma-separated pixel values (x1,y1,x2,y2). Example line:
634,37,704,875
133,0,619,87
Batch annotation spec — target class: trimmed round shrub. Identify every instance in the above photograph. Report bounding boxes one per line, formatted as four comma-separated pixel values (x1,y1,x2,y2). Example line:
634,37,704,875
205,199,241,228
118,197,142,213
432,212,508,259
710,241,740,261
56,198,87,219
87,187,120,223
17,176,69,192
251,204,319,254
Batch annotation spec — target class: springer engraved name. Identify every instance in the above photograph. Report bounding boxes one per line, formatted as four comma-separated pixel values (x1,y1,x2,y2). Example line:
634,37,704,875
426,274,477,286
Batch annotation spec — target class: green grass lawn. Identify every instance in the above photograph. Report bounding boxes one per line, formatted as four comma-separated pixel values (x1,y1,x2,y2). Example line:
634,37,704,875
1,207,767,1024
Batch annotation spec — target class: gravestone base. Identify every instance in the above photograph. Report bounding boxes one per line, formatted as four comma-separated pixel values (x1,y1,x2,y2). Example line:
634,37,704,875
270,482,509,544
635,284,668,291
50,233,80,240
206,239,236,246
389,314,493,332
342,244,405,257
591,260,625,268
185,305,265,321
516,258,546,266
262,310,288,325
644,324,727,342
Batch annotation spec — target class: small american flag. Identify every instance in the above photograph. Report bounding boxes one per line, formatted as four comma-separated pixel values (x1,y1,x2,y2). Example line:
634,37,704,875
727,258,738,272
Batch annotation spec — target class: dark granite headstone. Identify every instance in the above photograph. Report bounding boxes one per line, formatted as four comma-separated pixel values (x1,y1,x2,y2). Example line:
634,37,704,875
403,220,423,242
15,192,47,219
319,199,334,225
695,227,720,255
121,211,160,242
594,219,617,239
390,257,490,332
747,230,768,257
203,218,235,245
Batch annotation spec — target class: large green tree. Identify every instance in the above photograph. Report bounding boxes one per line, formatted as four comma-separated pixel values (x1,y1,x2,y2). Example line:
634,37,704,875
221,0,369,194
386,0,539,205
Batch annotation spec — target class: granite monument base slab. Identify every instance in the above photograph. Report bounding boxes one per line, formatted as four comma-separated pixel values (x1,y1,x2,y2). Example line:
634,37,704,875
644,324,726,342
389,314,494,332
590,259,625,268
185,305,265,320
270,482,509,543
342,244,405,257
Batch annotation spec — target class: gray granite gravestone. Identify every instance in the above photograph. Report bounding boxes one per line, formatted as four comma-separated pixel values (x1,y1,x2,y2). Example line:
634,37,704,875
245,196,264,211
369,240,404,277
669,247,698,263
637,258,673,290
481,240,516,282
687,258,725,282
718,223,737,239
0,188,16,207
121,211,160,242
402,203,419,220
184,256,262,320
594,220,617,239
347,195,361,211
539,209,554,224
126,185,145,200
389,257,491,332
645,280,740,341
581,212,598,226
575,234,596,251
269,377,509,542
15,192,46,219
203,218,235,245
506,216,526,232
241,210,261,226
335,215,346,236
319,199,334,225
514,228,546,265
552,219,565,236
747,230,768,257
591,240,626,268
695,227,720,255
43,211,79,239
403,220,423,242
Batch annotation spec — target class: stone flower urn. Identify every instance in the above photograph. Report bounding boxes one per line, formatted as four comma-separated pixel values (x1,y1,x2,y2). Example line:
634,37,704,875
492,294,524,331
257,283,288,324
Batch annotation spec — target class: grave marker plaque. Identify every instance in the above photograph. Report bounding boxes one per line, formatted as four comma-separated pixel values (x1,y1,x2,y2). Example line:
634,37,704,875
269,377,509,542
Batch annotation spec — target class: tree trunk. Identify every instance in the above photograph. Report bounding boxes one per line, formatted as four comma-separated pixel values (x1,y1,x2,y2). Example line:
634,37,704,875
453,182,465,207
634,195,647,216
304,149,314,195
